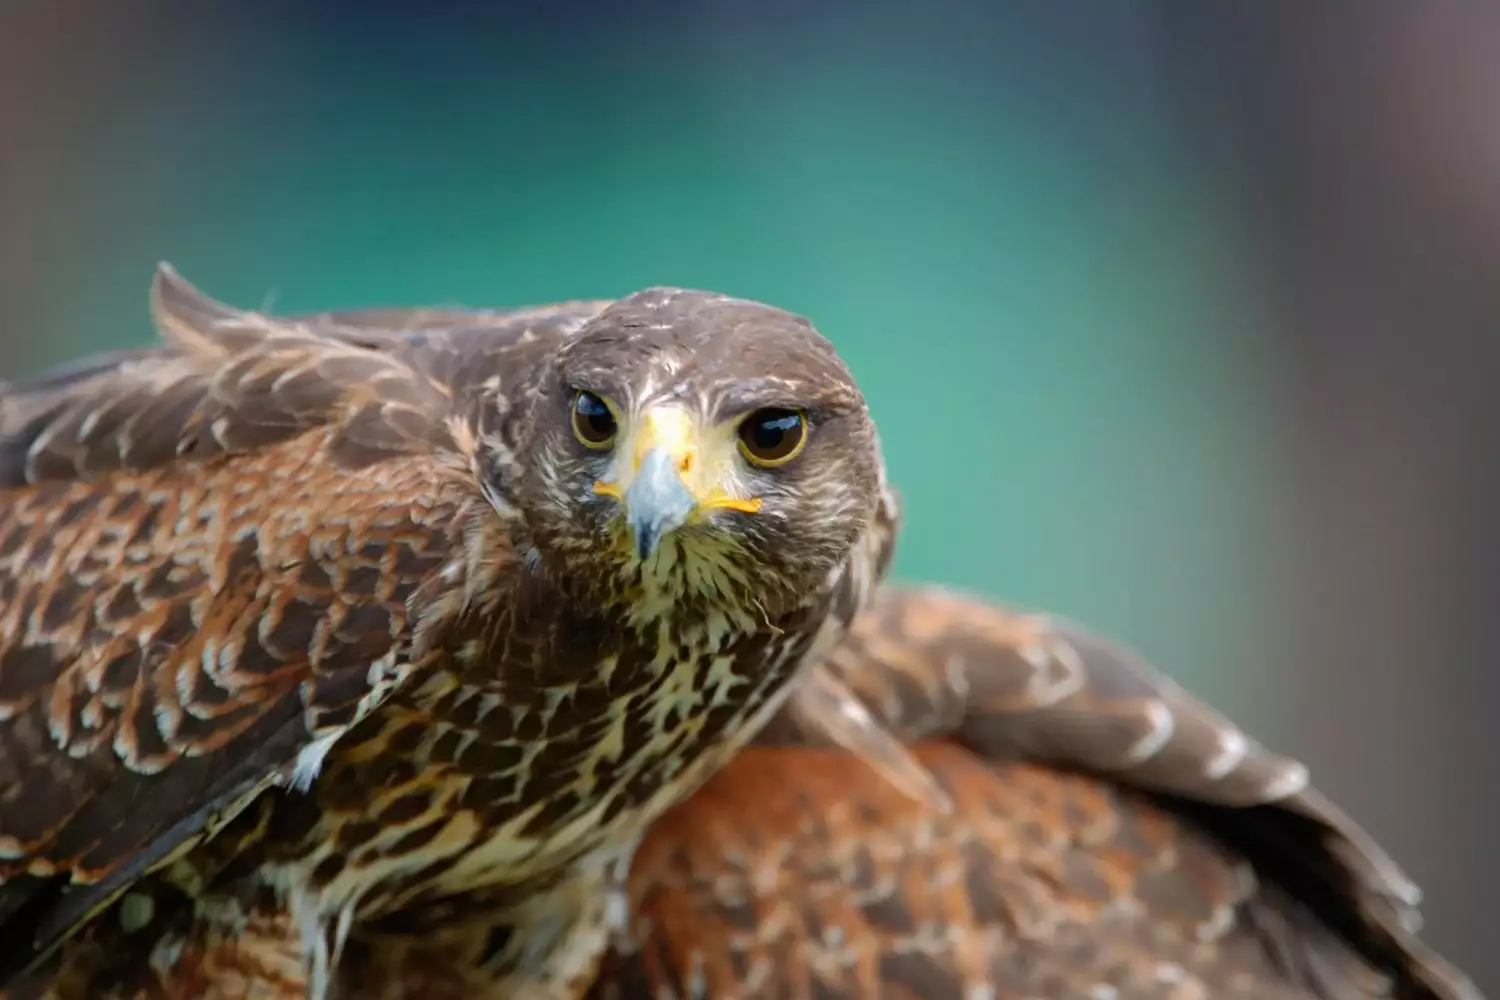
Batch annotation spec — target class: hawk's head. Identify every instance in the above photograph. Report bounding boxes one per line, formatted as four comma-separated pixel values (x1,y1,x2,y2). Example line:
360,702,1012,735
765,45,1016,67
502,287,882,616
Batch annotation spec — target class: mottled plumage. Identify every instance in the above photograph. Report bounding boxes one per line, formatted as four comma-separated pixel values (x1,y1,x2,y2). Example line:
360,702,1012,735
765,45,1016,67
0,267,897,998
1,268,1478,1000
22,584,1479,999
593,585,1481,1000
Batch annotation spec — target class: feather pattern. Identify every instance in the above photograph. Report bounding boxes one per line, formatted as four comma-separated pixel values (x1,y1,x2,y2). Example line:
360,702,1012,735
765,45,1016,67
0,266,895,998
594,585,1481,1000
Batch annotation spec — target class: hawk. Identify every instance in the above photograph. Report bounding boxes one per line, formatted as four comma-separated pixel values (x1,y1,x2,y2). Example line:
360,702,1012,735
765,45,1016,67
0,272,1478,1000
0,267,899,998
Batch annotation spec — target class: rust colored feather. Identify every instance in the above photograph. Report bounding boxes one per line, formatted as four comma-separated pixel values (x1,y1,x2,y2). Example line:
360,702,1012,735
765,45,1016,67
4,579,1477,999
0,268,592,970
0,265,897,998
11,266,1469,1000
593,586,1481,1000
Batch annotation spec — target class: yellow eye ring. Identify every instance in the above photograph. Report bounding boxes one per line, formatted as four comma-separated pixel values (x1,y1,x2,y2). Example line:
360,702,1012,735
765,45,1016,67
571,390,618,450
737,408,808,467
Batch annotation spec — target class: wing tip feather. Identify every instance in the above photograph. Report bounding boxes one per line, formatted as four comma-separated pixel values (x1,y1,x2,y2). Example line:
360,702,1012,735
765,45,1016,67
148,261,245,354
851,584,1481,1000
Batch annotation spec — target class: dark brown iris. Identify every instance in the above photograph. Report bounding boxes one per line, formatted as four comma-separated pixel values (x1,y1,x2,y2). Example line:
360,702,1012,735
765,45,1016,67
737,408,807,466
571,391,617,448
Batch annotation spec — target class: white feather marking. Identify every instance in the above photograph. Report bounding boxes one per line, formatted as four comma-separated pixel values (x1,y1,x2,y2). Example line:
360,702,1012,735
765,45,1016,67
1262,759,1311,800
289,730,342,793
1124,699,1175,764
1202,726,1249,780
148,933,186,977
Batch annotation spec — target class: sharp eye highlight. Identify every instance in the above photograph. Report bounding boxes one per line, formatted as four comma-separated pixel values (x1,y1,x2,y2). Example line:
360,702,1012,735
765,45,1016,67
737,408,807,467
571,391,618,449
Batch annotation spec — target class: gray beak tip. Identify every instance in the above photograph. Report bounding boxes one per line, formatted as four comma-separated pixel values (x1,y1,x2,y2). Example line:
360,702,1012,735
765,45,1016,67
635,522,662,561
623,448,697,562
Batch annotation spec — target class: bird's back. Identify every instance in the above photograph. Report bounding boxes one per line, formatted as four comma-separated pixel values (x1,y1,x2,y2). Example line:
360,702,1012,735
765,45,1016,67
588,586,1481,1000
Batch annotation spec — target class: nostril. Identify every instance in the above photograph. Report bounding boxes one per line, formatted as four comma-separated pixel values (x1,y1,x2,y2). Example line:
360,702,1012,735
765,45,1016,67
678,453,693,473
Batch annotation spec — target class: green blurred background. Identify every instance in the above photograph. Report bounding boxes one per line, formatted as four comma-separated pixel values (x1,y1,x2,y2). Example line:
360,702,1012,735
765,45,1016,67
4,1,1496,988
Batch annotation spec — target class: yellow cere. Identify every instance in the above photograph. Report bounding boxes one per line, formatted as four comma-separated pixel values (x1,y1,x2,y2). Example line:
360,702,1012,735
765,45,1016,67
592,406,763,517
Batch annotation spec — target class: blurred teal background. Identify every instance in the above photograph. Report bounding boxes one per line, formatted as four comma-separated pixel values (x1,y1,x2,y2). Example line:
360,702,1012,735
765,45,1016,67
4,2,1497,988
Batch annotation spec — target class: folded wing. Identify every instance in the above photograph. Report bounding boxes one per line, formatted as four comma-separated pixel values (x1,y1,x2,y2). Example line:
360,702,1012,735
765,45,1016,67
0,266,606,983
591,585,1480,1000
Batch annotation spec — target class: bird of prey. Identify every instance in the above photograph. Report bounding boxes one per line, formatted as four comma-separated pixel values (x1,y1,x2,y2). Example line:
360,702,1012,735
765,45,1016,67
0,267,900,998
0,272,1479,1000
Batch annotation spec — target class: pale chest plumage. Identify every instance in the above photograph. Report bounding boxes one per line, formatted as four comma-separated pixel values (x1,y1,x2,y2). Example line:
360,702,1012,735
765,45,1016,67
251,593,826,923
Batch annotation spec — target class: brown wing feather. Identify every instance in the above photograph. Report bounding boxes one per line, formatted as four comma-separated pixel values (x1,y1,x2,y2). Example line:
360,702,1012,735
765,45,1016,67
0,266,608,981
592,586,1481,1000
13,901,523,1000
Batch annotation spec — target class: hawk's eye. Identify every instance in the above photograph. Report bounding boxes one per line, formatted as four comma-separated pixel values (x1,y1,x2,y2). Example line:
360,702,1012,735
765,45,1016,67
571,391,617,449
737,408,808,467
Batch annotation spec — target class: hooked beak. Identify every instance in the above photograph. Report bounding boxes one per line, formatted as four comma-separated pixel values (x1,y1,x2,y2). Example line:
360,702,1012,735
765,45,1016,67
623,447,697,561
593,406,761,561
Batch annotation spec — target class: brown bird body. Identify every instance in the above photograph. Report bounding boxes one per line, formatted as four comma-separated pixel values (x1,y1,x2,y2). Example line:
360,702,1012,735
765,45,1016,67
0,268,896,998
21,584,1479,999
0,270,1479,1000
592,586,1481,1000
